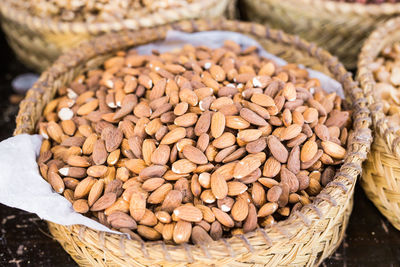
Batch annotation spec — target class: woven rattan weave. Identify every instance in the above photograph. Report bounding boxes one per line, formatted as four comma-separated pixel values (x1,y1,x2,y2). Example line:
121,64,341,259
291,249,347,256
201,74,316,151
358,17,400,231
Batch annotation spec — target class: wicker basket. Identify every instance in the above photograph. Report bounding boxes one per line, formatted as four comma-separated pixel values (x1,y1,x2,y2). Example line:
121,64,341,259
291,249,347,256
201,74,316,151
241,0,400,69
358,17,400,231
14,19,371,266
0,0,232,72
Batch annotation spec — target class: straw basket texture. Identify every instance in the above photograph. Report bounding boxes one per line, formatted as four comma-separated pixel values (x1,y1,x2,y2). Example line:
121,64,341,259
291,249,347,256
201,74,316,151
241,0,400,69
358,17,400,230
0,0,231,72
14,19,371,266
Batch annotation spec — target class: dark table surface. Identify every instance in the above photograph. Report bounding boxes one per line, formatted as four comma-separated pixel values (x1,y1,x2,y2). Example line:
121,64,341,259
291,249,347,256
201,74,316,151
0,30,399,267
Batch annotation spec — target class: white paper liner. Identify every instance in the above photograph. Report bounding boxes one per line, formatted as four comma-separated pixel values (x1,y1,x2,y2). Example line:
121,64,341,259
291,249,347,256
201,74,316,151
0,31,344,234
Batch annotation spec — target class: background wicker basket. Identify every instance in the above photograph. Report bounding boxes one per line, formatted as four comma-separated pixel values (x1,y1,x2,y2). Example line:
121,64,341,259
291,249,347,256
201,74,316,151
0,0,232,72
358,17,400,231
14,19,371,266
241,0,400,69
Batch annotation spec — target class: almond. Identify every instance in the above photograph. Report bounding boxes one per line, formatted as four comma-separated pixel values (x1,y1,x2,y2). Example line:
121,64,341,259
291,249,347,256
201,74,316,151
47,121,63,143
77,99,99,116
173,220,192,244
87,165,108,177
161,190,183,213
240,107,267,126
282,82,296,101
160,127,186,144
233,155,262,179
129,191,147,221
74,177,96,199
237,129,262,142
125,159,146,174
194,110,212,136
48,171,65,193
142,178,165,192
67,155,90,167
210,221,223,240
102,126,123,152
92,139,107,165
210,172,228,200
251,93,275,107
225,116,250,130
280,124,302,141
287,145,300,174
212,132,236,149
147,183,173,204
139,209,157,226
174,102,189,116
212,207,234,228
73,199,89,213
211,111,225,138
210,65,226,81
173,206,203,222
182,145,208,165
107,211,137,229
88,179,104,206
301,140,318,162
321,141,346,159
303,107,318,123
243,203,257,233
280,167,299,193
258,202,278,217
227,181,248,196
314,124,330,141
267,135,288,163
139,165,167,180
174,113,198,127
151,144,170,165
251,182,266,207
191,226,213,245
162,223,175,241
172,159,197,174
142,139,156,165
231,198,249,221
91,192,117,211
137,225,161,241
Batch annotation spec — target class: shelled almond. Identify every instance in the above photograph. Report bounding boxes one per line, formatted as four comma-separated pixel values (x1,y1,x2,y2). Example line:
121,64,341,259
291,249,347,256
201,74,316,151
370,42,400,134
11,0,195,23
37,40,351,245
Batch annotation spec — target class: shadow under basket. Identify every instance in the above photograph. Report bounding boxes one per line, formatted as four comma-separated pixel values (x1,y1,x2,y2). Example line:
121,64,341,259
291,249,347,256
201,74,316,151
14,19,371,266
0,0,232,72
358,17,400,231
241,0,400,69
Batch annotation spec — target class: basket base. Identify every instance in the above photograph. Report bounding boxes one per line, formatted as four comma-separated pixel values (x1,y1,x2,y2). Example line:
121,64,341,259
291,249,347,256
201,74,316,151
362,140,400,231
46,194,353,267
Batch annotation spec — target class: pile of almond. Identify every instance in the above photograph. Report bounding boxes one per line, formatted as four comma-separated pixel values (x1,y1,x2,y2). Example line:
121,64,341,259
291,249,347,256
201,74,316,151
369,42,400,134
37,40,351,245
11,0,194,23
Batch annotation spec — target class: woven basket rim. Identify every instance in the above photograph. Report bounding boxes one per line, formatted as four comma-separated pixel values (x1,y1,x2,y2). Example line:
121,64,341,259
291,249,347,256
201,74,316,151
258,0,400,15
0,0,226,34
14,19,372,264
357,17,400,157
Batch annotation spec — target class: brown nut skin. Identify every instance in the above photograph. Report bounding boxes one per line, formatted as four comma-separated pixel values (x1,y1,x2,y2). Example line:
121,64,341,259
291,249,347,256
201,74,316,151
36,39,350,245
